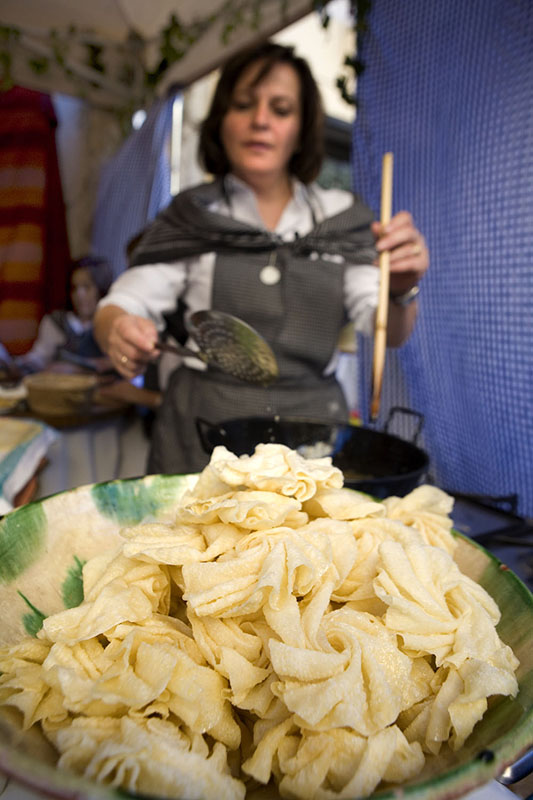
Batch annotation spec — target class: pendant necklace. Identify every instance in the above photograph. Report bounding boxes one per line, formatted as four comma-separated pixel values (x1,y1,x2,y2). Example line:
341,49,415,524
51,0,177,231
259,250,281,286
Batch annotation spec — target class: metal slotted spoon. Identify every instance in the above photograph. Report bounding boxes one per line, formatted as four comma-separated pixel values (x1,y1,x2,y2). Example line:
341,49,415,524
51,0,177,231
156,310,279,386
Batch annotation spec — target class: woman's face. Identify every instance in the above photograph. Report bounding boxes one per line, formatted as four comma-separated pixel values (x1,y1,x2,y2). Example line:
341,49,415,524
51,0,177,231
221,60,302,186
70,267,99,322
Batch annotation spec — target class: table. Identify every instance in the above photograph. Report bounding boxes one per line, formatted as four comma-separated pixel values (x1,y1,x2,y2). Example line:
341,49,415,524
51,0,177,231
3,379,161,502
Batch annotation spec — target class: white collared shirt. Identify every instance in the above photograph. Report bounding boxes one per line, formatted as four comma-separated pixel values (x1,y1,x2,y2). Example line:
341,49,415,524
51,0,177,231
99,176,379,345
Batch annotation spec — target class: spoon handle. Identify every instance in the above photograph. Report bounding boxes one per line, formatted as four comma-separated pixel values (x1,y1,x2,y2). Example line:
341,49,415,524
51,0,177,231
155,340,207,362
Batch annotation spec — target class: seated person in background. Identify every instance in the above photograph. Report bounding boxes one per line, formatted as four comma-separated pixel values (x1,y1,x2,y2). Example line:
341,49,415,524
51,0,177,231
14,256,114,375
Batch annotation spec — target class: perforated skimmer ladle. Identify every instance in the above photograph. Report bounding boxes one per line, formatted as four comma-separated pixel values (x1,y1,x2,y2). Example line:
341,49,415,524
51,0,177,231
156,310,279,386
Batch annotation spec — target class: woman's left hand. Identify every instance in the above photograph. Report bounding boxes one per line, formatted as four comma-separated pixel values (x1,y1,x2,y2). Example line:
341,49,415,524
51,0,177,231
371,211,429,296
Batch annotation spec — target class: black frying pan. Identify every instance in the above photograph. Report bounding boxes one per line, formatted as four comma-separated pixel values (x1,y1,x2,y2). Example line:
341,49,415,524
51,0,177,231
195,407,429,498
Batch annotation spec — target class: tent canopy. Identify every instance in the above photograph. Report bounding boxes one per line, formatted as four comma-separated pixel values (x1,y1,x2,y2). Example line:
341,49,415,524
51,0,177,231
0,0,322,110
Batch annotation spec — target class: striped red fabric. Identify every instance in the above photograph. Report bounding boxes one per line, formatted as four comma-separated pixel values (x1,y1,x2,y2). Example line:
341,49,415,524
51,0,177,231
0,87,71,355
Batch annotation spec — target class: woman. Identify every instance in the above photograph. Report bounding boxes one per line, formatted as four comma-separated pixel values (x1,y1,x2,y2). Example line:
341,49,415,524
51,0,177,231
15,256,113,375
94,42,429,474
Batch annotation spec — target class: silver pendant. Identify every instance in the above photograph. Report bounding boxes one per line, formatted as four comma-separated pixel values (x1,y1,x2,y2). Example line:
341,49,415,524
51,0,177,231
259,264,281,285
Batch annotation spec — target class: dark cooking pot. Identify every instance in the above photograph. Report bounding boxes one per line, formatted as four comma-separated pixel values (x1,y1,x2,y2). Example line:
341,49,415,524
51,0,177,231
195,406,429,498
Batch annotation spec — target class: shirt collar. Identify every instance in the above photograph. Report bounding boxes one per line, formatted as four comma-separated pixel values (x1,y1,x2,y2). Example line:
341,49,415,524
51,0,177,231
223,174,314,238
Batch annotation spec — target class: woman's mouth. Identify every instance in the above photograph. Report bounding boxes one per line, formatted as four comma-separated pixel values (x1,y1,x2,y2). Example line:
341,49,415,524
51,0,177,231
244,141,272,150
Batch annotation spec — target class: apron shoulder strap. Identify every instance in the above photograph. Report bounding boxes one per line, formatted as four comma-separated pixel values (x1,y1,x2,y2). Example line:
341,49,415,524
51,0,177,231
295,190,377,263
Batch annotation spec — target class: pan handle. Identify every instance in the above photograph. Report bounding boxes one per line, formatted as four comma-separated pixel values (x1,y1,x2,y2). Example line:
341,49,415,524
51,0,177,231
383,406,425,444
497,747,533,785
195,417,217,455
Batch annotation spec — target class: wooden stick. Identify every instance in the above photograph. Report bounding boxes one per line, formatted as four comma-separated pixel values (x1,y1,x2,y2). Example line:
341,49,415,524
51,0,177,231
370,152,394,421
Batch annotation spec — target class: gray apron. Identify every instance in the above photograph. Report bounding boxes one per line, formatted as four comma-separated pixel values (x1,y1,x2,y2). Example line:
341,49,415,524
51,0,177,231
148,243,350,475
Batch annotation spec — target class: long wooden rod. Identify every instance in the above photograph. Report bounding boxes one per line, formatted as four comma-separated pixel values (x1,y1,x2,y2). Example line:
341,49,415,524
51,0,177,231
370,151,394,422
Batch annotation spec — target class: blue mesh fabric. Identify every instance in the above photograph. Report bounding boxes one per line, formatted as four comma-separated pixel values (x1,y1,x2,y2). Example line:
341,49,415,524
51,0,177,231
90,95,175,278
352,0,533,516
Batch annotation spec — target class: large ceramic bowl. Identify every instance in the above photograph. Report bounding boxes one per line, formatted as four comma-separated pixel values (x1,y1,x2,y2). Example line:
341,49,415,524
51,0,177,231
0,475,532,800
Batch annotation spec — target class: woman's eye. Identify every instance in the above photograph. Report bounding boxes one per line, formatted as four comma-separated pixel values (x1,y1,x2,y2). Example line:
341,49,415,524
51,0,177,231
272,106,293,117
232,99,252,110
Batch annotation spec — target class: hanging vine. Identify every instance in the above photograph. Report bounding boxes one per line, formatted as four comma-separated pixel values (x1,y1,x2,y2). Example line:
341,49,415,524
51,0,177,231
0,0,289,107
0,0,370,119
315,0,371,107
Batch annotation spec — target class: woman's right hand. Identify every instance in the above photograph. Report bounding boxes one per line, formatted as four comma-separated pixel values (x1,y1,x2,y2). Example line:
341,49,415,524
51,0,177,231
106,312,159,379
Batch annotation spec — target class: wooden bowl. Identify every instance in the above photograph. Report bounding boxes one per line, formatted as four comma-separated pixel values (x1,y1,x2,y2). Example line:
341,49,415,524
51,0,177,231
23,372,97,416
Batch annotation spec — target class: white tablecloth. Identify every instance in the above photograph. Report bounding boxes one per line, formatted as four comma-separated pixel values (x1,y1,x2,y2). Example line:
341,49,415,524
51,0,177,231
35,414,150,500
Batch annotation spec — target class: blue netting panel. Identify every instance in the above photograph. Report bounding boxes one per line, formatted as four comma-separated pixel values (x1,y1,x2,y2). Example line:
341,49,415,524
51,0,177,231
352,0,533,516
91,95,175,278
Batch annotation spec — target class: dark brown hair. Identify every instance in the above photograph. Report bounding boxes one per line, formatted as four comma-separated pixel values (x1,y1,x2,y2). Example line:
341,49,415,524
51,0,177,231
67,256,113,307
198,41,324,184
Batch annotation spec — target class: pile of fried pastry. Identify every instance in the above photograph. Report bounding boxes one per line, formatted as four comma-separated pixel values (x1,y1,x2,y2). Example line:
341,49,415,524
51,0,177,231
0,444,519,800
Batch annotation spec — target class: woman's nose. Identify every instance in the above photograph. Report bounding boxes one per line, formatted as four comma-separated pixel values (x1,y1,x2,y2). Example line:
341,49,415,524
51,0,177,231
251,102,270,127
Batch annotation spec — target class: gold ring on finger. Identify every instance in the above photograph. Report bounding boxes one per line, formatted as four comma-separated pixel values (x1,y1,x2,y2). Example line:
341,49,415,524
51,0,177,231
120,355,128,365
